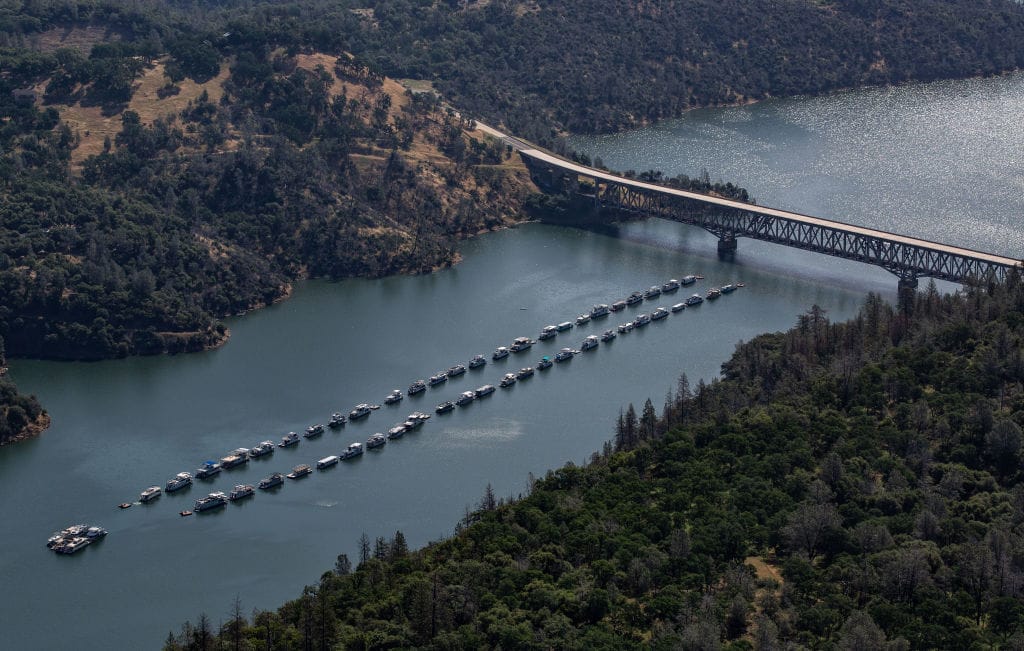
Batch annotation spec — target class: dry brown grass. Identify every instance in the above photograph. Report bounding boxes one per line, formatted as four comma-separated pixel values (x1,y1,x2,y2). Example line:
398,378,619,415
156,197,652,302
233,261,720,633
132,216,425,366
52,59,231,166
745,556,784,585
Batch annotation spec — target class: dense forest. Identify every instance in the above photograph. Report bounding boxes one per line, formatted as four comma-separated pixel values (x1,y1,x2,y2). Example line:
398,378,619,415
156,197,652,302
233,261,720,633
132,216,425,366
164,278,1024,649
335,0,1024,137
5,0,1024,138
0,335,46,445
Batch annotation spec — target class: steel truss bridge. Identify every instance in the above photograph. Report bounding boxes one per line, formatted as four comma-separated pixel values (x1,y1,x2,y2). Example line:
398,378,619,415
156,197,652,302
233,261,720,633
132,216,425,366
507,143,1021,290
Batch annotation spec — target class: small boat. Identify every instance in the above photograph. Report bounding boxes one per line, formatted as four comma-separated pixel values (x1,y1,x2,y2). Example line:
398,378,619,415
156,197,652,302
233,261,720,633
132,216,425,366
221,448,251,467
47,525,88,549
349,404,372,419
180,510,192,517
408,411,431,422
194,492,228,511
287,464,312,479
685,294,704,306
625,291,644,305
681,275,697,286
228,484,255,501
402,418,422,431
618,322,634,333
575,313,591,325
140,486,162,503
383,389,404,405
662,279,681,292
475,384,496,397
428,373,448,386
695,274,705,280
493,347,510,360
304,424,324,438
671,302,686,313
436,400,455,413
118,503,132,509
538,325,558,340
537,356,553,370
644,285,662,299
706,288,722,300
55,537,92,554
590,304,610,318
196,461,223,478
364,427,387,448
720,283,737,294
736,282,745,288
510,337,535,352
408,380,427,395
581,335,599,351
517,367,535,379
279,432,300,448
341,442,364,460
556,321,573,332
600,329,617,342
651,307,670,320
328,413,347,428
469,354,487,368
555,348,575,362
258,473,284,489
85,526,107,540
166,472,193,492
317,455,339,469
634,313,651,327
499,373,517,388
456,391,476,406
447,364,467,377
610,300,627,312
250,441,276,457
387,425,407,439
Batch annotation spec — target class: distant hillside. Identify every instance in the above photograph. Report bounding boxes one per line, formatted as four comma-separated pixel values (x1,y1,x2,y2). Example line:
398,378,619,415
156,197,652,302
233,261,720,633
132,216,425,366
341,0,1024,137
8,0,1022,141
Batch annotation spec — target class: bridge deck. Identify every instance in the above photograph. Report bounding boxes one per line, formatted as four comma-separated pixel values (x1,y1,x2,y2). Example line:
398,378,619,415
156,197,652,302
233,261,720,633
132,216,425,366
518,147,1020,268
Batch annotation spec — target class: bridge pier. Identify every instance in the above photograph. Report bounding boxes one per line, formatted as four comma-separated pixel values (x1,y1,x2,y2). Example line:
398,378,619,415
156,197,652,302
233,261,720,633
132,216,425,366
717,234,738,255
897,277,918,292
897,277,918,314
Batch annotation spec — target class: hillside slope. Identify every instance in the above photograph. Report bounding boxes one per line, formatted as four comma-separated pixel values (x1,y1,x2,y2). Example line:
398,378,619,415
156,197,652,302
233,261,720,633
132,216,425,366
1,43,532,362
344,0,1024,137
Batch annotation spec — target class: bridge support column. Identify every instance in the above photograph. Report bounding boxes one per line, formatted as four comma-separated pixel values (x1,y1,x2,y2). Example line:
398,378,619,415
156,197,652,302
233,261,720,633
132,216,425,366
717,234,738,255
897,277,918,292
897,277,918,314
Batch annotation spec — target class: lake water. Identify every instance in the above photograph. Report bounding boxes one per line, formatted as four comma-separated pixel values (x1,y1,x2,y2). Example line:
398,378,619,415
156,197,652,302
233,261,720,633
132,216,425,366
4,72,1023,649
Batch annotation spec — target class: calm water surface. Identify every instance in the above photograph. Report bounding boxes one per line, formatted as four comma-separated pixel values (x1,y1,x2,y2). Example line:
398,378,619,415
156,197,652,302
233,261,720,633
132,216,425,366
4,73,1023,649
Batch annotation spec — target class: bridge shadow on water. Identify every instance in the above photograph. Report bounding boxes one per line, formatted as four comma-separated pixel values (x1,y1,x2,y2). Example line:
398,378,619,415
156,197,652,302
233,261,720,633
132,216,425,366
556,216,911,300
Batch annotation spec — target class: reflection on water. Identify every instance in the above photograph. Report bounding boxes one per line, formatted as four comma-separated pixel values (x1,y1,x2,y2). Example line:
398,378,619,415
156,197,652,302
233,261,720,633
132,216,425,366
569,72,1024,257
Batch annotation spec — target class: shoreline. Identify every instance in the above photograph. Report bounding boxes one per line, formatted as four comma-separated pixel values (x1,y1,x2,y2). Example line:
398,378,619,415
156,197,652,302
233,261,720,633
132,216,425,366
0,412,51,447
563,68,1024,137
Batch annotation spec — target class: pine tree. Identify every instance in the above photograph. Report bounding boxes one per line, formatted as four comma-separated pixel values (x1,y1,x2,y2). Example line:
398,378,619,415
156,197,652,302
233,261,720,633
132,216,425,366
480,483,497,510
358,533,371,565
390,530,408,559
640,398,657,441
